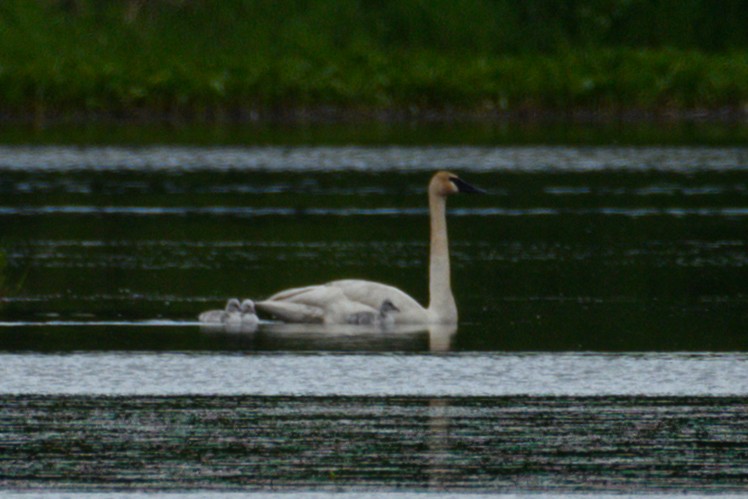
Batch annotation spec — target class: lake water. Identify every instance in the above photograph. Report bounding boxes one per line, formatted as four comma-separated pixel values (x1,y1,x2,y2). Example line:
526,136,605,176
1,144,748,495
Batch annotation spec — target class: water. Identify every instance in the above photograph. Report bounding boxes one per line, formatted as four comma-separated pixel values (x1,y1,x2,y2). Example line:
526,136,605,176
2,144,748,494
2,394,748,494
2,352,748,397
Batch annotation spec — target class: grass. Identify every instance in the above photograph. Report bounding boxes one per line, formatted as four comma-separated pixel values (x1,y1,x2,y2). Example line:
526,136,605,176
1,0,747,123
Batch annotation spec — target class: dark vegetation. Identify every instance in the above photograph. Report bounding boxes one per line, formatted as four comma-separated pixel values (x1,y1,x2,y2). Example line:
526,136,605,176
1,0,747,123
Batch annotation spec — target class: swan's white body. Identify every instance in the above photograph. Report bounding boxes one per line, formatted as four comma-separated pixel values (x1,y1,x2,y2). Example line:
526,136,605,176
255,172,483,325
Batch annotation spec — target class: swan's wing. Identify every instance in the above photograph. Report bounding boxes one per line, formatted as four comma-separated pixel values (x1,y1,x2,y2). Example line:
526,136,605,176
265,285,345,307
260,286,374,324
261,281,428,324
255,300,324,323
266,285,320,301
328,279,425,310
327,279,429,323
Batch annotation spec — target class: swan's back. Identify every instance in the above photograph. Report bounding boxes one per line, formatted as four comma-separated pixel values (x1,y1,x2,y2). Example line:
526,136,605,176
266,285,346,306
257,280,427,324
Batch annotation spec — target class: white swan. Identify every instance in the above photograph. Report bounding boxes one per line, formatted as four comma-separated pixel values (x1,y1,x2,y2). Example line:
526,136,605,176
255,171,484,324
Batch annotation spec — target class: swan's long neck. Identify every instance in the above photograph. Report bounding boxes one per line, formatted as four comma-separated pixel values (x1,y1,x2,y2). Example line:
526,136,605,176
428,191,457,323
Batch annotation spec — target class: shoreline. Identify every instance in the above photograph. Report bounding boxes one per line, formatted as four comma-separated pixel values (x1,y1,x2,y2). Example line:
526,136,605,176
2,105,747,128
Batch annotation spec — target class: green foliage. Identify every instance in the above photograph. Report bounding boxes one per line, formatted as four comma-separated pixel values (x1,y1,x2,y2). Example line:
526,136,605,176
0,0,747,118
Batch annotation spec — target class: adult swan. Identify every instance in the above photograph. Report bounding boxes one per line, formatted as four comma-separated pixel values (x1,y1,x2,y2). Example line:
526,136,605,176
255,171,485,324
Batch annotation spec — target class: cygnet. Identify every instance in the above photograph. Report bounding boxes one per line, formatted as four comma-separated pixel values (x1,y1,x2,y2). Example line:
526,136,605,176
239,298,259,328
346,299,400,326
198,298,242,323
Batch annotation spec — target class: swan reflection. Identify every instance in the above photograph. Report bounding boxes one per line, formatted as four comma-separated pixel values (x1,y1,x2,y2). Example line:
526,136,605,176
251,322,457,352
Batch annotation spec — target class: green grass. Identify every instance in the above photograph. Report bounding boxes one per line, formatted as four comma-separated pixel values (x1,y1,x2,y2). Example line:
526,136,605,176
1,0,747,122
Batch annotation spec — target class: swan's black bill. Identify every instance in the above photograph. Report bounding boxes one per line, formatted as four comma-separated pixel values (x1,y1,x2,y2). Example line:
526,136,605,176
452,177,486,194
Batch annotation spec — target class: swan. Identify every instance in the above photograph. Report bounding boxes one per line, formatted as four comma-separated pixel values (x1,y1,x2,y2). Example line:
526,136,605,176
199,298,242,323
255,171,484,324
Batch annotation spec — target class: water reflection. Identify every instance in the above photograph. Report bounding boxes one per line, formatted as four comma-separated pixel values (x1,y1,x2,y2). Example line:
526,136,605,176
199,321,259,335
199,322,457,352
427,398,453,490
428,324,457,352
1,394,746,493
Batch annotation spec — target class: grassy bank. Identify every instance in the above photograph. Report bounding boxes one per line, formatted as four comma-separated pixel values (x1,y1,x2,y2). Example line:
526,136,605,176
1,0,748,123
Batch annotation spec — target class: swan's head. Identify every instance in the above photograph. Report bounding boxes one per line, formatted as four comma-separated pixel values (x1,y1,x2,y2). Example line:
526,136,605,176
225,298,242,313
240,299,256,314
430,171,485,197
379,299,400,316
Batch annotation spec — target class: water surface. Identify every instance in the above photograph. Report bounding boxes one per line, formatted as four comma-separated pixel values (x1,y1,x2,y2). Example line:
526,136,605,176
2,146,748,351
1,352,747,397
2,393,747,493
1,145,748,494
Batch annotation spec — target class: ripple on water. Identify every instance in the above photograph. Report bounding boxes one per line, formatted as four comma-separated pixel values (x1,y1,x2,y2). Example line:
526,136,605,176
0,145,747,172
1,394,747,494
0,352,747,396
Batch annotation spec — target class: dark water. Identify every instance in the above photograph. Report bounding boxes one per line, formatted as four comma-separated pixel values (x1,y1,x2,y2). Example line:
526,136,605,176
2,395,747,494
2,145,748,494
